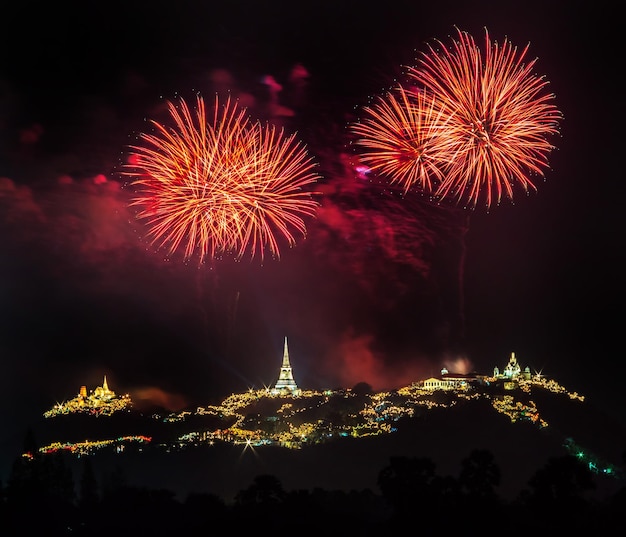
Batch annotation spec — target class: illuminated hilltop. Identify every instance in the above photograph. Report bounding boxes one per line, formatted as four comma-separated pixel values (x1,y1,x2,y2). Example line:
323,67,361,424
43,376,132,418
34,348,618,481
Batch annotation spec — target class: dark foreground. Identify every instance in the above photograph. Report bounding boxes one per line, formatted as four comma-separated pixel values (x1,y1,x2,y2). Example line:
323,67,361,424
3,400,626,536
2,446,626,537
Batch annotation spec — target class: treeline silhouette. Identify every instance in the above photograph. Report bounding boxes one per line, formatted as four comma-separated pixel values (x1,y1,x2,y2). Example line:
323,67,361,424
2,430,625,536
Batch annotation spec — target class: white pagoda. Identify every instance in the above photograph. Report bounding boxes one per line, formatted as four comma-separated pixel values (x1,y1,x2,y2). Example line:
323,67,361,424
272,337,300,396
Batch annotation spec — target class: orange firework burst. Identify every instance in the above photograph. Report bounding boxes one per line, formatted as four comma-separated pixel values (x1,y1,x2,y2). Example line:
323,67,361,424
350,83,453,195
351,27,562,209
125,94,320,262
409,27,562,209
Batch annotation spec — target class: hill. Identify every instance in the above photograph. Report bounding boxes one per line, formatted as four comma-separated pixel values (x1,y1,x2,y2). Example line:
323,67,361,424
25,378,626,503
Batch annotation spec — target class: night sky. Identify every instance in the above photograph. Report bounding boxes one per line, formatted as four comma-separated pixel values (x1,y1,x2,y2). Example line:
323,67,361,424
0,0,623,481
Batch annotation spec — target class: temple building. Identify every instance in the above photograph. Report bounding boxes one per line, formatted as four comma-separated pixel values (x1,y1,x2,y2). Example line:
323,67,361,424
44,375,132,417
493,352,532,390
81,375,116,402
419,367,482,391
271,337,301,396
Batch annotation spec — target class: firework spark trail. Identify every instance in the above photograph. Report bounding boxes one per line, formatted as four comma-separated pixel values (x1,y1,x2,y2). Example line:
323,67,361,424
350,84,453,195
408,27,562,209
346,27,561,353
125,94,320,263
350,27,561,210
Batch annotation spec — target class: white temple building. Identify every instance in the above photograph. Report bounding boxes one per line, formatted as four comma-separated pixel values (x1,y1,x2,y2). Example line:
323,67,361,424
271,337,301,396
493,352,532,390
493,352,531,381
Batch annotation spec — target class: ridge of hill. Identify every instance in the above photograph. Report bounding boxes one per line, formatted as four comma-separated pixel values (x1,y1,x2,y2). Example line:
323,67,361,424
28,381,626,502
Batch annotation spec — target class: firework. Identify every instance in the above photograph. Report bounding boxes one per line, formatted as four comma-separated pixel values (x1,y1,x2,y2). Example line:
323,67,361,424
350,84,454,195
351,28,561,209
408,27,562,209
125,94,320,262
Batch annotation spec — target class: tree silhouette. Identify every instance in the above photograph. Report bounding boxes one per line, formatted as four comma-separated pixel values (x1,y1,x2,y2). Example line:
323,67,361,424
527,454,596,502
459,448,501,500
519,454,598,532
351,381,374,395
378,456,441,520
100,463,127,498
76,456,100,532
234,474,287,525
78,458,99,509
5,430,76,535
235,473,286,506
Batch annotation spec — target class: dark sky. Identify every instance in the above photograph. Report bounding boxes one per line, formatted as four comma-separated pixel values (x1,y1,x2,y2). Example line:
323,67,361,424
0,0,623,479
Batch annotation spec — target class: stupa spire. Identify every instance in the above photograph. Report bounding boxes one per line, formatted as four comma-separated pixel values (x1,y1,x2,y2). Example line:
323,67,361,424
281,337,291,368
273,337,299,395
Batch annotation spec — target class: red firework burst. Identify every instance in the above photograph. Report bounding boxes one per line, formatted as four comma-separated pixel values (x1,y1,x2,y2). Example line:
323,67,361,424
125,94,320,262
351,27,562,209
350,83,454,195
408,27,562,209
